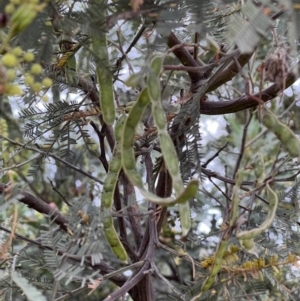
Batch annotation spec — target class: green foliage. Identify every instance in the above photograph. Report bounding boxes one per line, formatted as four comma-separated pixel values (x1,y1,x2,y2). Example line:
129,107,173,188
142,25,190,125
11,271,47,301
2,0,300,300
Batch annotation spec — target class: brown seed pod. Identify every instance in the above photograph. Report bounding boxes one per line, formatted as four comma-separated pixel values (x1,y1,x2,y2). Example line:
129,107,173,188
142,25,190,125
263,46,290,87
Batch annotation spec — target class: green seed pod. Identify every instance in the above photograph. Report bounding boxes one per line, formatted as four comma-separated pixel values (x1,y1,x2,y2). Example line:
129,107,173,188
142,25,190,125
284,137,300,158
239,238,255,251
9,3,45,38
125,72,143,87
146,55,199,235
262,111,277,129
92,30,115,125
121,87,198,209
150,55,164,76
263,110,300,158
237,184,278,247
121,58,199,236
101,114,127,262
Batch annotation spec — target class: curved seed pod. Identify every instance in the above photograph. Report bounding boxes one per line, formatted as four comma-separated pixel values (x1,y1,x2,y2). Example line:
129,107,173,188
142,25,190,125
101,115,127,262
121,88,199,208
263,110,300,158
237,184,278,245
91,26,115,125
147,55,199,235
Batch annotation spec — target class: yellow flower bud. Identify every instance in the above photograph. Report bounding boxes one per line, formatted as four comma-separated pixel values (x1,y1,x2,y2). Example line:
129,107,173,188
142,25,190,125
5,84,22,95
2,53,18,68
42,77,52,88
7,69,16,81
5,4,15,14
12,46,23,56
30,63,42,75
31,82,42,92
24,52,35,62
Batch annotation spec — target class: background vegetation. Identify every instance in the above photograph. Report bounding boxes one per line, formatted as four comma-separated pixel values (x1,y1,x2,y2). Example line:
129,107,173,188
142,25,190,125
1,0,300,300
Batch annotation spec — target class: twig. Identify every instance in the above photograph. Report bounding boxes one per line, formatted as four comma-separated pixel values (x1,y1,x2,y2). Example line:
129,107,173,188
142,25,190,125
200,69,297,115
202,143,228,168
0,154,41,172
90,121,109,172
0,136,104,185
48,178,71,206
0,184,68,231
152,264,185,301
232,110,253,179
121,173,143,251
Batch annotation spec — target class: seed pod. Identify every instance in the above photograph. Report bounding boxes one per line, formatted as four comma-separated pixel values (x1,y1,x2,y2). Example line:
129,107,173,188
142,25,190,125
101,114,127,262
92,31,115,124
263,111,300,158
237,184,278,254
147,55,199,235
9,3,45,38
263,47,289,87
121,88,198,207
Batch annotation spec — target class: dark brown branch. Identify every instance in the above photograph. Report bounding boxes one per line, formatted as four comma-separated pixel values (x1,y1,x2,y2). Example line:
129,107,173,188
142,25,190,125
90,121,109,172
155,167,172,234
0,184,68,232
102,261,150,301
105,206,157,301
163,65,209,72
167,32,201,90
206,52,254,93
203,8,286,93
114,25,146,81
200,71,296,115
113,182,138,262
122,173,143,250
48,178,71,206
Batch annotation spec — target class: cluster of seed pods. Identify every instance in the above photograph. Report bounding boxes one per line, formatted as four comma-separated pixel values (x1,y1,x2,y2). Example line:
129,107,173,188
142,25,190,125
101,56,199,260
121,56,198,236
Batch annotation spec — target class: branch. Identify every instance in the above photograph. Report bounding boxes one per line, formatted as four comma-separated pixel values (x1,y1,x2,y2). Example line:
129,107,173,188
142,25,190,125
102,261,150,301
0,225,128,287
200,71,297,115
121,173,143,250
167,32,201,89
1,136,104,185
206,52,254,93
0,184,68,232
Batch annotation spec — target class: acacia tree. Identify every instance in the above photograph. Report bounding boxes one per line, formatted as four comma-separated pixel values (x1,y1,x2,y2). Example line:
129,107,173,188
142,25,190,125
1,0,300,300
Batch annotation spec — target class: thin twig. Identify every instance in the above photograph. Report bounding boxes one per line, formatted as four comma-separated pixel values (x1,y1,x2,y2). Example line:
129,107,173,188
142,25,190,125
48,178,71,206
152,264,185,301
90,121,109,172
202,143,228,168
232,110,253,179
1,136,104,185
